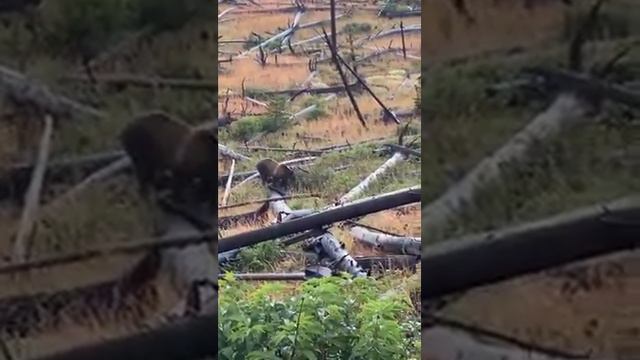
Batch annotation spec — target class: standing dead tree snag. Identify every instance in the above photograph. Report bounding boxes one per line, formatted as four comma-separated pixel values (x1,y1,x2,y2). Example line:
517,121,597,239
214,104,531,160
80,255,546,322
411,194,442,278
12,114,54,262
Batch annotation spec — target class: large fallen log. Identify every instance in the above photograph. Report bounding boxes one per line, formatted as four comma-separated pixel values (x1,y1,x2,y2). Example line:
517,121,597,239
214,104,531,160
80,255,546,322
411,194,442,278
422,94,589,241
218,144,250,161
422,323,584,360
0,65,105,119
421,195,640,301
267,190,366,277
524,67,640,109
248,81,360,97
350,226,421,256
29,312,217,360
219,186,420,252
336,152,407,205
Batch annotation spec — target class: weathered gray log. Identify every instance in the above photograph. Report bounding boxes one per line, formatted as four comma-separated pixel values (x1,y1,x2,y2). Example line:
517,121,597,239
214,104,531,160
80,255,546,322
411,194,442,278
248,82,360,97
12,115,53,262
218,144,250,161
350,226,421,256
422,94,589,241
422,325,582,360
60,74,217,92
0,65,105,119
29,312,217,360
218,193,319,210
219,186,420,252
421,195,640,301
337,152,407,205
267,190,366,277
221,159,235,206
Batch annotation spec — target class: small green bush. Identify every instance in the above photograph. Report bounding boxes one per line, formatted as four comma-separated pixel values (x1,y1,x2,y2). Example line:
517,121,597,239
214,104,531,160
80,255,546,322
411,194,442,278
219,275,420,360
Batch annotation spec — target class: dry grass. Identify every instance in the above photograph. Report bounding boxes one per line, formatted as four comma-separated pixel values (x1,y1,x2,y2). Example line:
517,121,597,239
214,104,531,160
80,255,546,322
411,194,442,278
423,0,565,62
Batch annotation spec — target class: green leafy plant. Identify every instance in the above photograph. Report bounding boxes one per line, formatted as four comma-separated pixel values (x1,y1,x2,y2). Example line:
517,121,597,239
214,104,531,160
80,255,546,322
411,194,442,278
219,274,420,360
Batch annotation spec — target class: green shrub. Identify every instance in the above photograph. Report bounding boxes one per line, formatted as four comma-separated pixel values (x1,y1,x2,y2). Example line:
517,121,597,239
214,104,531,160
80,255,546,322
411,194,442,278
219,275,420,360
342,22,372,35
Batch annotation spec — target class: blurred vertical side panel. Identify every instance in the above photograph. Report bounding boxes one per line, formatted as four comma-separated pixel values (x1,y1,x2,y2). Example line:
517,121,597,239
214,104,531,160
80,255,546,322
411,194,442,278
422,0,640,359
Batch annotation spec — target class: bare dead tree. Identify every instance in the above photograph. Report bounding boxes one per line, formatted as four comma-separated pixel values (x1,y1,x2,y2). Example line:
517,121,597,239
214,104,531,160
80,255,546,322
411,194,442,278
308,57,318,72
400,21,407,59
568,0,606,72
256,46,269,66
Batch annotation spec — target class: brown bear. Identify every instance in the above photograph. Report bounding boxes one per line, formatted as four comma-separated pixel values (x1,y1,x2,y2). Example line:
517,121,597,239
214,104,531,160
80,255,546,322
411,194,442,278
120,111,217,206
255,158,295,192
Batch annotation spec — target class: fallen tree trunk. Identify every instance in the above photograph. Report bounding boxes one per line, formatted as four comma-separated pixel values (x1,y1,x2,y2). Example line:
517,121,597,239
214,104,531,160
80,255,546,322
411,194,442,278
219,186,420,252
30,312,217,360
422,94,589,241
268,190,366,277
60,74,218,92
421,195,640,301
350,226,421,256
337,152,407,205
524,67,640,109
422,323,584,360
0,65,105,119
218,144,250,161
248,81,360,97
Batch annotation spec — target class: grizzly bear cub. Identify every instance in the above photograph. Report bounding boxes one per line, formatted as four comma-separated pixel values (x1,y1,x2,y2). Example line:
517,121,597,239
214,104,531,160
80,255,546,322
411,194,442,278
256,158,295,192
120,111,217,206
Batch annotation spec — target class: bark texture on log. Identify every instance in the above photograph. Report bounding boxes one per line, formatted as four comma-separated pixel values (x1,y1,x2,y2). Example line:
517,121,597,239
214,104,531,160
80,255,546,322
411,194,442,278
421,195,640,300
350,226,421,256
422,94,589,241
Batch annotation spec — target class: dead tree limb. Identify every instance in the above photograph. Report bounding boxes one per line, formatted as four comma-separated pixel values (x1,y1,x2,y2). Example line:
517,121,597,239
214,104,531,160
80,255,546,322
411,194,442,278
219,186,420,252
44,157,131,211
243,146,324,155
12,114,53,262
422,322,586,360
221,159,235,207
218,144,251,161
322,26,366,127
350,226,421,256
568,0,606,72
336,152,407,205
30,313,217,360
0,230,215,276
60,74,218,92
0,65,105,119
422,94,590,240
524,67,640,109
421,195,640,300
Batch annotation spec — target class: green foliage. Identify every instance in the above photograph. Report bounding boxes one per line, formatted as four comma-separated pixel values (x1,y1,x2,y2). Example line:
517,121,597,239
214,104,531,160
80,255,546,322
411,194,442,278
300,97,328,120
41,0,132,59
219,275,420,360
228,242,284,272
342,22,372,35
229,96,291,142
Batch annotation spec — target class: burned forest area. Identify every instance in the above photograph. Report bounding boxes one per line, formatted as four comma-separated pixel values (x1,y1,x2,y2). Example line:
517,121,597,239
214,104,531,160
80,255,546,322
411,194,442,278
217,0,421,359
421,0,640,359
0,0,218,359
